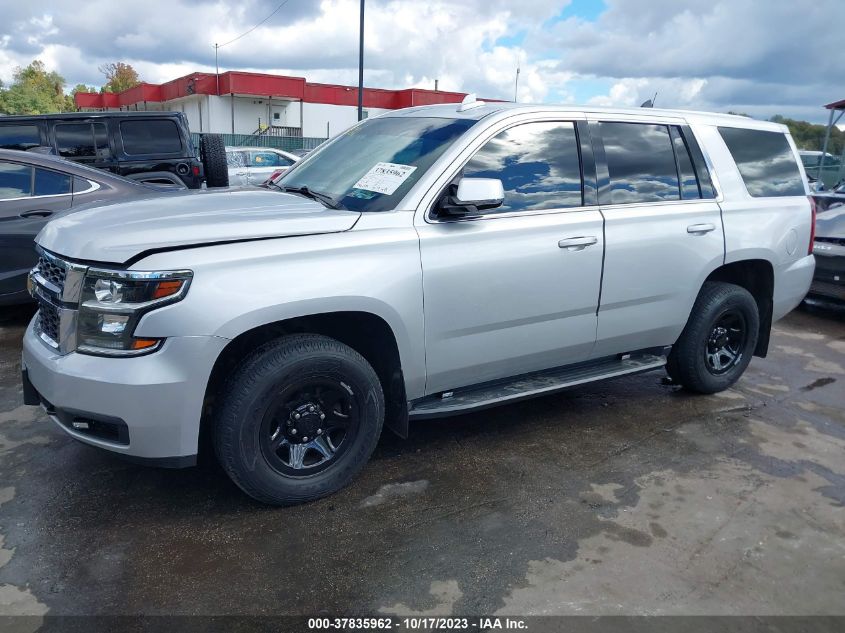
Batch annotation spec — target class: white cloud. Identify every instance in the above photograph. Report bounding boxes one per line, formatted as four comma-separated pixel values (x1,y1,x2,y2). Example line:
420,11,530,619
0,0,837,122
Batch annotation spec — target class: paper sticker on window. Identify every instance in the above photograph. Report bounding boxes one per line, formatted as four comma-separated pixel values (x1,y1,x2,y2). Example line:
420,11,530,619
353,162,417,195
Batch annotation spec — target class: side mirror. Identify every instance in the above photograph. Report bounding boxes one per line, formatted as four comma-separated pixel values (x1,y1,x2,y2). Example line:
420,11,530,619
438,177,504,217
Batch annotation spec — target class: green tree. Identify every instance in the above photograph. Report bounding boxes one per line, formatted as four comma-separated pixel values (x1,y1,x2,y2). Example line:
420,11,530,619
771,114,844,156
71,83,98,95
99,62,140,93
0,60,71,114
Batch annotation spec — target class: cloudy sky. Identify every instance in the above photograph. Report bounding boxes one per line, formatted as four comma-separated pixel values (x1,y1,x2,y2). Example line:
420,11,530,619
0,0,838,123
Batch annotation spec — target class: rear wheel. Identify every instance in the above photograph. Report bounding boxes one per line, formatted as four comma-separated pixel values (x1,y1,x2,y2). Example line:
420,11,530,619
214,334,384,505
666,282,759,394
200,134,229,188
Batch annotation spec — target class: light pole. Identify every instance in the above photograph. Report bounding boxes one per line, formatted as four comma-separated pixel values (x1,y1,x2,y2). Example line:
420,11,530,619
514,60,520,102
357,0,365,121
214,43,220,96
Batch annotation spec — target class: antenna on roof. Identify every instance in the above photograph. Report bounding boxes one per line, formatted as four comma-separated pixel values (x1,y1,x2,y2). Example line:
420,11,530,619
640,91,658,108
457,93,485,112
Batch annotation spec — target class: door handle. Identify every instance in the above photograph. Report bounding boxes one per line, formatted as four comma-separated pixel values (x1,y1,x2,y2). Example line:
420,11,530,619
20,210,54,219
687,223,716,235
558,236,598,251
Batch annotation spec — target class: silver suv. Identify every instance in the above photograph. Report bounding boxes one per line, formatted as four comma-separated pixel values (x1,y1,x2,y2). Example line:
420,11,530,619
21,99,815,504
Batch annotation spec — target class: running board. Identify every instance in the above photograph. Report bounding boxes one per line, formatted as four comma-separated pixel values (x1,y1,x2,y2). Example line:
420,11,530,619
408,352,668,420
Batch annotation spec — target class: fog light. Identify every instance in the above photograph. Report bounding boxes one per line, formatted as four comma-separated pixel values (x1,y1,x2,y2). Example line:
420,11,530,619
100,314,129,334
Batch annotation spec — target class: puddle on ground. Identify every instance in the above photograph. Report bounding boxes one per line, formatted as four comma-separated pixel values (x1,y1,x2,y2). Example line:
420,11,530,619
379,580,463,616
361,480,429,507
492,414,845,616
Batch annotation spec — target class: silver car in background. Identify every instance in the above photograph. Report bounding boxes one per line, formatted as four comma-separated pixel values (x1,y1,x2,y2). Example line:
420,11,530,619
226,146,299,186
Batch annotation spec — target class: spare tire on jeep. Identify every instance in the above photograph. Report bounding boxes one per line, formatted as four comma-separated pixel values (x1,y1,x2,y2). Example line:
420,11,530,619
200,134,229,188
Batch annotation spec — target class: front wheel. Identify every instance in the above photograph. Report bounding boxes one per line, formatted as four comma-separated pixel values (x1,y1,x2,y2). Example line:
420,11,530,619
214,334,384,505
666,282,759,394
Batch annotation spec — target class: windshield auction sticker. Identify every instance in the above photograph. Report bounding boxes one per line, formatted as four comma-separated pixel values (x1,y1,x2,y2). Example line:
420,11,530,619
353,162,418,195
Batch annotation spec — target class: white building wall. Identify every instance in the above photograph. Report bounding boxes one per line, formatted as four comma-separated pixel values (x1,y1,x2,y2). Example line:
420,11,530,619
191,96,299,134
301,104,391,138
115,95,390,139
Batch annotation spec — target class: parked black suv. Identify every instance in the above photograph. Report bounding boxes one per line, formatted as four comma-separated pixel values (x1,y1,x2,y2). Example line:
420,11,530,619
0,111,228,188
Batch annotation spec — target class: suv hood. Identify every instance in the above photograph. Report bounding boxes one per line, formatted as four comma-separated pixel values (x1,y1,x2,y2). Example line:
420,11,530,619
37,188,361,264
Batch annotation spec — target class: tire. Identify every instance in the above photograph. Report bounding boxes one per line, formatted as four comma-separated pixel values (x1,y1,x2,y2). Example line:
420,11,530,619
213,334,384,505
666,282,759,394
200,134,229,188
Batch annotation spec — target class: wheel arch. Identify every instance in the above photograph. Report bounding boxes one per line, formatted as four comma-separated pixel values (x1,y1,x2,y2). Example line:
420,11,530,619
703,258,774,357
200,309,410,458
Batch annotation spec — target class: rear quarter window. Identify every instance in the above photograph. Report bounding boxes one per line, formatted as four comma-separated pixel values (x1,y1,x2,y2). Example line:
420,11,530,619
718,127,804,197
120,119,183,155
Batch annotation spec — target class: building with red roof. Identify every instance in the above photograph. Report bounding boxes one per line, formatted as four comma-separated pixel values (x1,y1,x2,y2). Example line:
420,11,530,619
74,71,479,139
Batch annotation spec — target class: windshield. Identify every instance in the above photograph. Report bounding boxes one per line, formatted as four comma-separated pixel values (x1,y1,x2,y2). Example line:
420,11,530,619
274,116,477,212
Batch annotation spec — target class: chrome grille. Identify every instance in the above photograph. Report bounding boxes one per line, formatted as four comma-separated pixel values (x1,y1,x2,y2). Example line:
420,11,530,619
36,254,67,293
36,299,60,344
30,248,86,354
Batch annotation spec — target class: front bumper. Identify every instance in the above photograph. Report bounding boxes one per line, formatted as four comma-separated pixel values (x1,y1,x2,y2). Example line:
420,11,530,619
22,317,229,465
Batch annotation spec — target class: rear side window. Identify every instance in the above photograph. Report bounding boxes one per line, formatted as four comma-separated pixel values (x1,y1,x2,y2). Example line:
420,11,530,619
718,127,804,197
34,168,72,196
120,120,182,155
463,121,583,213
251,151,293,167
93,123,111,158
56,123,96,157
599,122,680,204
0,162,32,199
0,125,41,151
227,151,247,168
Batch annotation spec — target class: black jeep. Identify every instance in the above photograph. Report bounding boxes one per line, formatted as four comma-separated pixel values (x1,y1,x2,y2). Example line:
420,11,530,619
0,111,228,188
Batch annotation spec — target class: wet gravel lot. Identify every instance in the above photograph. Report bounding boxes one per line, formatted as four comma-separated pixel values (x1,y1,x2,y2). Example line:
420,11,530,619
0,302,843,627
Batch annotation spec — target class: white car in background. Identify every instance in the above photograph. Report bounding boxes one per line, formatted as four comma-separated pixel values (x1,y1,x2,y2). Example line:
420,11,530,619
226,147,300,186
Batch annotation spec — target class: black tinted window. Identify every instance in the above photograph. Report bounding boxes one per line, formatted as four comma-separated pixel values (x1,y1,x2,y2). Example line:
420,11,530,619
34,168,72,196
684,130,716,198
670,126,701,199
463,121,582,213
718,127,804,197
93,123,111,158
120,120,182,154
0,162,32,199
73,176,94,193
0,125,41,151
56,123,96,157
600,122,680,204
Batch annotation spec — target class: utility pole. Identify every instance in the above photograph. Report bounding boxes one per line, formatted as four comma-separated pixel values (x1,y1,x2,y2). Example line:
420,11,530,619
214,43,220,96
357,0,365,121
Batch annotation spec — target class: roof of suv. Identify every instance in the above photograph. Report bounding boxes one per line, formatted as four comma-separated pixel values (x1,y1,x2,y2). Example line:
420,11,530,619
383,101,787,132
0,111,186,122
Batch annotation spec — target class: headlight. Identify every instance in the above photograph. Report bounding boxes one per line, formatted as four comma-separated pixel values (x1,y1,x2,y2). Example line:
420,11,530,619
77,268,192,356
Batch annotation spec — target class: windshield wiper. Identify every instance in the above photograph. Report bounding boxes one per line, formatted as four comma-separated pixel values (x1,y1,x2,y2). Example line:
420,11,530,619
279,185,344,210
